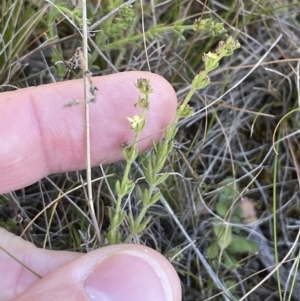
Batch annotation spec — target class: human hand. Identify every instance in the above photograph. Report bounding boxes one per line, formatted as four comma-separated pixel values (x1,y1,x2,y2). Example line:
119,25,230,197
0,71,181,301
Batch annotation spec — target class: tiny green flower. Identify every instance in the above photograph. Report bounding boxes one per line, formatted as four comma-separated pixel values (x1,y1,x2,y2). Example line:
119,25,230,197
215,37,240,57
202,52,220,71
135,97,150,110
191,72,211,90
120,141,130,149
193,18,226,35
126,115,145,131
135,78,153,96
177,104,194,118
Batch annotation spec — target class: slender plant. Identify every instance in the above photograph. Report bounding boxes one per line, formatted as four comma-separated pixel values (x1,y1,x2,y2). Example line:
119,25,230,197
106,30,241,244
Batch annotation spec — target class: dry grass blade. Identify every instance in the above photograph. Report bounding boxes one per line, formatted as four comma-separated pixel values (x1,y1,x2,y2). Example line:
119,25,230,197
81,0,101,245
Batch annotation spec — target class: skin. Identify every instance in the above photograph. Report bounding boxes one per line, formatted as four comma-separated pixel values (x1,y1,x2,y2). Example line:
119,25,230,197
0,71,181,301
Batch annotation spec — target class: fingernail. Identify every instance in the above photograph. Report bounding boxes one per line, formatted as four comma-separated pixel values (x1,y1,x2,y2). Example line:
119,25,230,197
84,252,171,301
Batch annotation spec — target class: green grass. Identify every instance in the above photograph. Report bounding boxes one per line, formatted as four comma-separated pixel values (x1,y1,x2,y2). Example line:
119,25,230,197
1,0,300,300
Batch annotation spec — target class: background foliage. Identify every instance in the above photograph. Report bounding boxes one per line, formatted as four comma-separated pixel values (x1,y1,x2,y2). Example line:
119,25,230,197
1,1,300,300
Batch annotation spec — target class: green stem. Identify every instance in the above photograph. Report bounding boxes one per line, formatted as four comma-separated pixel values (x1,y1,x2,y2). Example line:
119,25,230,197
102,24,195,50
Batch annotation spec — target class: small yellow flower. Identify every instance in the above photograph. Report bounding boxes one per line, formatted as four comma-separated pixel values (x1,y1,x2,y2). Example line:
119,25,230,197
126,115,143,129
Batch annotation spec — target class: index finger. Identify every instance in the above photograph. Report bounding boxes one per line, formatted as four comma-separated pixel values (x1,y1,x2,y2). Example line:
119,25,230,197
0,71,177,193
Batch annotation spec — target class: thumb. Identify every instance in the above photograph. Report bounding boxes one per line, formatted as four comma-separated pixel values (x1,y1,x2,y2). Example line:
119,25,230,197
0,229,181,301
0,71,177,193
14,244,181,301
